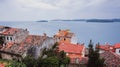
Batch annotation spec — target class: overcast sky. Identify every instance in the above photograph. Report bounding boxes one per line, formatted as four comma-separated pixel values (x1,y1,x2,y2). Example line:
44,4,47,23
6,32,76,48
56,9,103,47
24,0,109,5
0,0,120,21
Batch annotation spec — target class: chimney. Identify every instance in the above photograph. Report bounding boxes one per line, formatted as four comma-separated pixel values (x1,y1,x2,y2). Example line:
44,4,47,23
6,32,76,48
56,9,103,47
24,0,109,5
59,29,61,32
43,33,47,37
82,43,84,45
25,28,27,31
77,43,79,45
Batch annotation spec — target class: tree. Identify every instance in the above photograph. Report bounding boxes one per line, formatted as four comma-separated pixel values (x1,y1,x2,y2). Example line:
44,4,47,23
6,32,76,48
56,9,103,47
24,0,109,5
22,55,37,67
87,40,105,67
22,42,70,67
38,42,70,67
57,51,70,67
37,56,59,67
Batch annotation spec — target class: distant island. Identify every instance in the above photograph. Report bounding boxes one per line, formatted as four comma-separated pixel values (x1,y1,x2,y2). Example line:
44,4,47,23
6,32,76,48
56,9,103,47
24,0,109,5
86,19,120,22
36,20,48,22
36,19,120,23
86,19,114,22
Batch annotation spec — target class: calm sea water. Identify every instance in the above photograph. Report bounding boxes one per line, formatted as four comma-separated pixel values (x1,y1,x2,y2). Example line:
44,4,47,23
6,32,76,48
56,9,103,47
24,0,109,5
0,21,120,46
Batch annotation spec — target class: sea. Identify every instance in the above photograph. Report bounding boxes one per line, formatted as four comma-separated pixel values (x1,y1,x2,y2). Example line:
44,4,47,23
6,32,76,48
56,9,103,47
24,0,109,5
0,21,120,46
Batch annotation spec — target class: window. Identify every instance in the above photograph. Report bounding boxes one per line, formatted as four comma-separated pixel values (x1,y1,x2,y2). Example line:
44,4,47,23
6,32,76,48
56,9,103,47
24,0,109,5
64,38,66,41
10,37,12,41
7,37,9,40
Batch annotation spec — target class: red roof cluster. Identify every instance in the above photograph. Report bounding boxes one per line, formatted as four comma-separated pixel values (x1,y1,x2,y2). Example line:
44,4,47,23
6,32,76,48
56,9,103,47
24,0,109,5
59,41,84,54
58,41,85,63
99,43,120,52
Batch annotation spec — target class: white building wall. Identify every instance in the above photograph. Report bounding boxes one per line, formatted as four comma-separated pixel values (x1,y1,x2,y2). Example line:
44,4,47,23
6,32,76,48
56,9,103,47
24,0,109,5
5,36,14,43
99,50,105,54
82,46,85,57
71,35,77,44
115,49,120,55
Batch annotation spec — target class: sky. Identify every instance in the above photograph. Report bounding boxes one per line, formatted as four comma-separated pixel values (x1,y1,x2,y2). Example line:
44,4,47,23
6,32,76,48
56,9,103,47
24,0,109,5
0,0,120,21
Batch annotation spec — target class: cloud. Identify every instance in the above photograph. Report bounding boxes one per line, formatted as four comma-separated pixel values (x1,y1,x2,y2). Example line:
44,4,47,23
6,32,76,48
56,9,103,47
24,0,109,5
16,0,58,10
8,0,108,10
0,0,120,21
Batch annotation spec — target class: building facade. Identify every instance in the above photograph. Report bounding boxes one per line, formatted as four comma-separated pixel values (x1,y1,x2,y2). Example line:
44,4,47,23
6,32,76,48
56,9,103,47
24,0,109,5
54,29,77,44
0,26,29,44
0,26,56,60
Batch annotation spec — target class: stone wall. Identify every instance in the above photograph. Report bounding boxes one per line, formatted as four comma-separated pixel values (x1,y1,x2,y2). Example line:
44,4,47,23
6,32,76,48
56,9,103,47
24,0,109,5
14,29,29,43
31,37,57,58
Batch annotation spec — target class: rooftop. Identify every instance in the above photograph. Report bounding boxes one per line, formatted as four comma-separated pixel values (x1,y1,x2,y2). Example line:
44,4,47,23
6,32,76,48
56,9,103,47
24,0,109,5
1,35,47,55
100,51,120,67
55,29,74,37
2,28,19,35
59,41,84,54
0,26,21,36
114,43,120,48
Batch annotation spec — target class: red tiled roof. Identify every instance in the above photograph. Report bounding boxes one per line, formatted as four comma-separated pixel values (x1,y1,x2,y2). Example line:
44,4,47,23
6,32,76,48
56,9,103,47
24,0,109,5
25,35,33,43
56,29,73,37
98,43,114,51
2,28,19,35
68,54,81,59
25,35,42,44
59,41,84,54
58,41,86,64
99,45,109,51
114,43,120,48
0,63,5,67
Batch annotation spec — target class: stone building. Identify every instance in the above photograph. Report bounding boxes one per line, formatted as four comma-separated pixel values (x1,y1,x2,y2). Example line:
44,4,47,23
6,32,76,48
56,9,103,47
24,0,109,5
54,29,77,44
54,29,87,64
114,43,120,55
98,43,120,55
0,26,56,60
0,26,29,44
58,41,86,64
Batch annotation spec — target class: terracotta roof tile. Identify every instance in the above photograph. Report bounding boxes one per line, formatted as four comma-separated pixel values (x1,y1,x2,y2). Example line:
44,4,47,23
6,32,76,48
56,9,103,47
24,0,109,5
99,43,114,51
56,29,73,37
114,43,120,48
0,63,5,67
59,41,84,54
68,54,81,59
2,28,19,35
